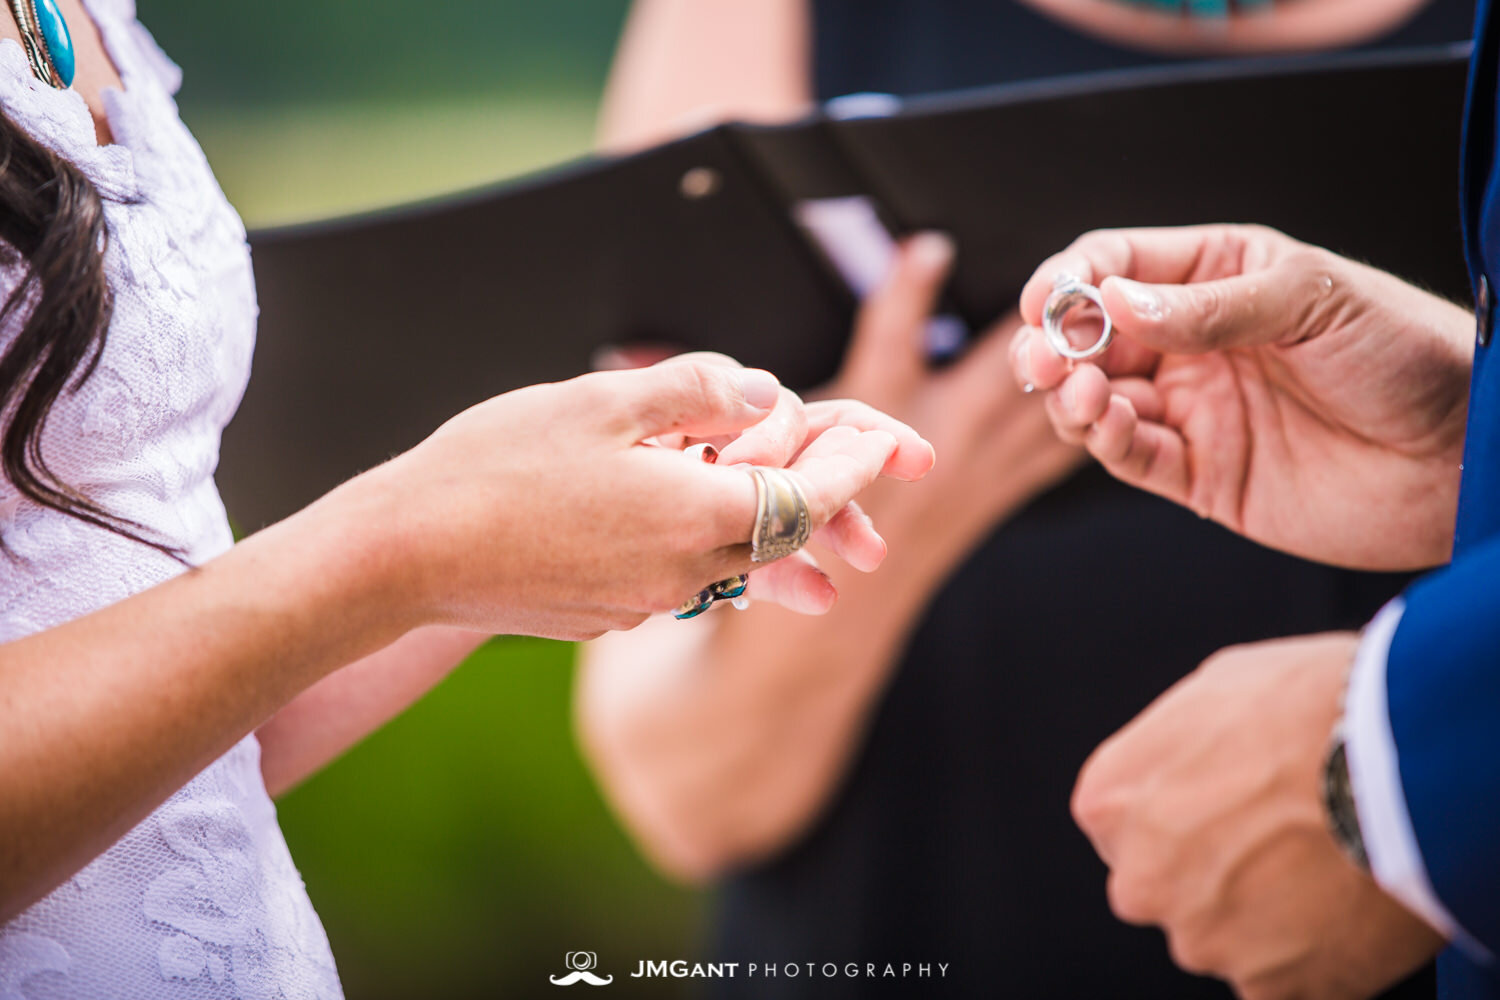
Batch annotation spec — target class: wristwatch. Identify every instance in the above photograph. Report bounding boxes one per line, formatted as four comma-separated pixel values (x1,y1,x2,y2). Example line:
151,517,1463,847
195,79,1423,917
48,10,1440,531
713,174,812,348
1323,725,1370,872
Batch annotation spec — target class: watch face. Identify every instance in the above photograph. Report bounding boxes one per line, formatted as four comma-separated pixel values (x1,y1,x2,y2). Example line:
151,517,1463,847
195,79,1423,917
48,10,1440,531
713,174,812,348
1324,740,1369,871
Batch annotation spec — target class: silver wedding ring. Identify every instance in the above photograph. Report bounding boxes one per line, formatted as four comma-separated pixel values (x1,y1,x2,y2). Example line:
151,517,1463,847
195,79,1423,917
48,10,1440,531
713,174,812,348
750,467,811,563
1043,275,1114,361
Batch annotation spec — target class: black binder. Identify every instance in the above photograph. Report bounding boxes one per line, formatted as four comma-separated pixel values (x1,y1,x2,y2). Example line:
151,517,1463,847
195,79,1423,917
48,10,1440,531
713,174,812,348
223,45,1472,530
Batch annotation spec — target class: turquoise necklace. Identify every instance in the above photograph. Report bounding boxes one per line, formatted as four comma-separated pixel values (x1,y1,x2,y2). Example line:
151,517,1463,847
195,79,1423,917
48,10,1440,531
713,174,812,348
7,0,74,89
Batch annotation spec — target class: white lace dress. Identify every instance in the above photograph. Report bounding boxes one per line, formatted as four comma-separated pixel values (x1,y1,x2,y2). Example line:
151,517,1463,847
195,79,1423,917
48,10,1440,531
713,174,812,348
0,1,343,997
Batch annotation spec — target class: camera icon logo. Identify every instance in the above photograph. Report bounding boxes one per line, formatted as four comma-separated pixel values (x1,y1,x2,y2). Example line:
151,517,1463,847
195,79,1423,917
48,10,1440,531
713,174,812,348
551,951,613,986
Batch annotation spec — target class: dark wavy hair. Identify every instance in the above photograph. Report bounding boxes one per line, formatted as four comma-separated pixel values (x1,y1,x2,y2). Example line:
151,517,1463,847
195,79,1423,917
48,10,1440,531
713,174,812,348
0,110,177,557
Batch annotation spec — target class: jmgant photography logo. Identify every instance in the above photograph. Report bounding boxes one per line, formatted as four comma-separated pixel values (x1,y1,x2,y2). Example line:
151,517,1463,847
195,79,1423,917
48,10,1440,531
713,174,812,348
550,951,614,987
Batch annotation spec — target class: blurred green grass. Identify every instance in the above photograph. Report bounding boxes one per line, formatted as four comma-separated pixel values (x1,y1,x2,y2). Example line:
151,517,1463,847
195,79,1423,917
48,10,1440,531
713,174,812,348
278,638,702,999
191,95,601,228
133,0,706,993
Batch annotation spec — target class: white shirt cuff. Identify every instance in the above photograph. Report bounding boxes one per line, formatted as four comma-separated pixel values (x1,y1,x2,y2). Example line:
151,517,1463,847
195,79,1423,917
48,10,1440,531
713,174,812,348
1344,599,1491,960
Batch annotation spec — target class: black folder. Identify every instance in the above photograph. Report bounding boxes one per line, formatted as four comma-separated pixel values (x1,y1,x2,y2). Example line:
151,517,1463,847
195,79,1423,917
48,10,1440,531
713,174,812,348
223,45,1472,530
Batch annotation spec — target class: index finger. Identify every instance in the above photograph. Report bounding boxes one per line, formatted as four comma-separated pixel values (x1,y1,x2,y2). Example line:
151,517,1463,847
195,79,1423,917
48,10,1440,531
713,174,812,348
1019,224,1281,326
712,386,811,468
797,398,936,481
787,426,901,528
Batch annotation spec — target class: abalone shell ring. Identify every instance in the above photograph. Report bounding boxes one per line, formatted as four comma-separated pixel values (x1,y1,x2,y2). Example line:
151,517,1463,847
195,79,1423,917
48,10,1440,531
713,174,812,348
674,587,716,620
673,575,750,620
1042,275,1114,361
750,467,811,564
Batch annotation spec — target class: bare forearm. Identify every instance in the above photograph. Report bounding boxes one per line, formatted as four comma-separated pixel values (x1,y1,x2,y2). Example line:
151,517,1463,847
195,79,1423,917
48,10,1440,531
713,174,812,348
0,477,411,920
579,542,944,882
257,626,489,798
598,0,812,152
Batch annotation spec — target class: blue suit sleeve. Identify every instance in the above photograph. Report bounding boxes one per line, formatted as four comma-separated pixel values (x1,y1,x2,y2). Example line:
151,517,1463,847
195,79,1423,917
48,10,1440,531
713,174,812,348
1386,531,1500,961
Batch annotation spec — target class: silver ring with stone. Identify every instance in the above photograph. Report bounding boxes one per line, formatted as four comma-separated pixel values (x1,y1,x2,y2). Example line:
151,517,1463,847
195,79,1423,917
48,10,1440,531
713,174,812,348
1043,275,1114,361
749,467,811,564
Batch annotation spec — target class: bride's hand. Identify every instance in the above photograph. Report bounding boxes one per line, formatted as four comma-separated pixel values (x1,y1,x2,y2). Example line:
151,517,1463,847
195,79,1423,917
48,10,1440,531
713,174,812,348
594,351,938,616
350,360,933,640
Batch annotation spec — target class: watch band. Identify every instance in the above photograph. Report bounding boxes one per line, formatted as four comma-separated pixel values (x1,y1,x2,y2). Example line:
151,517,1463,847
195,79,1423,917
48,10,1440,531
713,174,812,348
1323,726,1370,872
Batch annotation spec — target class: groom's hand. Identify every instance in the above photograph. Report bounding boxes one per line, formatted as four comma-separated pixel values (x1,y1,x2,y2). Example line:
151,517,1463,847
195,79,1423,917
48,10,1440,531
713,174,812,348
1073,633,1443,999
1011,224,1473,571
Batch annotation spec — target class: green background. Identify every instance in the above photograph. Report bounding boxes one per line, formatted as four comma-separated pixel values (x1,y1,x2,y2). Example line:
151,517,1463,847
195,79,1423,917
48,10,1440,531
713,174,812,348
144,0,633,226
137,2,703,995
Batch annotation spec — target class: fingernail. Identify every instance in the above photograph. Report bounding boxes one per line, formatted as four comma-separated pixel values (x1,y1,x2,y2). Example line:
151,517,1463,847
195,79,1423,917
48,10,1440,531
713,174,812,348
799,569,836,614
741,369,781,409
912,232,956,270
1113,278,1167,321
1012,331,1036,385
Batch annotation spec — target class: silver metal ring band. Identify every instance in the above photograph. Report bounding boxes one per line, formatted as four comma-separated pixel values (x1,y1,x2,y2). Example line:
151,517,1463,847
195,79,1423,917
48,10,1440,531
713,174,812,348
749,467,811,564
1042,277,1114,361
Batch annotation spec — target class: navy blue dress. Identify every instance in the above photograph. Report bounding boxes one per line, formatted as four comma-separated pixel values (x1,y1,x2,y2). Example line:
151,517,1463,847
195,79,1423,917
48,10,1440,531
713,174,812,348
708,2,1476,998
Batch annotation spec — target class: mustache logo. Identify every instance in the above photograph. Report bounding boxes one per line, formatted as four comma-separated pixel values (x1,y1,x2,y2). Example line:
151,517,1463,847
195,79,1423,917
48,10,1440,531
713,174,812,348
552,952,612,986
549,970,614,986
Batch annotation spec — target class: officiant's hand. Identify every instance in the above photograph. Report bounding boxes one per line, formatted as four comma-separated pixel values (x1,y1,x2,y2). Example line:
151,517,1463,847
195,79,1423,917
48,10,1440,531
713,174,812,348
766,232,1082,597
355,359,932,640
572,236,1080,880
1012,224,1473,571
591,233,1075,611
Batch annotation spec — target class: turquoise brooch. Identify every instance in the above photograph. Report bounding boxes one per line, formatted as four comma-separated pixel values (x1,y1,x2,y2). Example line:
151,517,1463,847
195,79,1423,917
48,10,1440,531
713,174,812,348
8,0,74,89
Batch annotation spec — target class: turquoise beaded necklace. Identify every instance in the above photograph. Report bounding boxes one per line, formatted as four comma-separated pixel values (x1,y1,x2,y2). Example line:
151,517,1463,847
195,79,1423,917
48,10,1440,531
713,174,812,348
7,0,74,89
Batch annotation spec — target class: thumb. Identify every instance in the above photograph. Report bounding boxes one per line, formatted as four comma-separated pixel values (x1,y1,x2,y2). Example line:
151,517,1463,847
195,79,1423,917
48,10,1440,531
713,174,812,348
1100,258,1324,355
610,361,782,441
839,232,955,392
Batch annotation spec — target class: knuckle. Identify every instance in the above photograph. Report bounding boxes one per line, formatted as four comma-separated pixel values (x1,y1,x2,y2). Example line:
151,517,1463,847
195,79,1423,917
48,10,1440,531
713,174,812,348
1070,760,1114,833
1187,282,1231,333
1079,228,1134,273
672,361,724,414
1282,245,1337,282
1234,222,1285,246
1076,227,1121,252
567,371,639,435
1234,976,1291,1000
1197,643,1249,677
1165,930,1215,976
562,373,613,414
642,362,728,431
1105,870,1161,925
